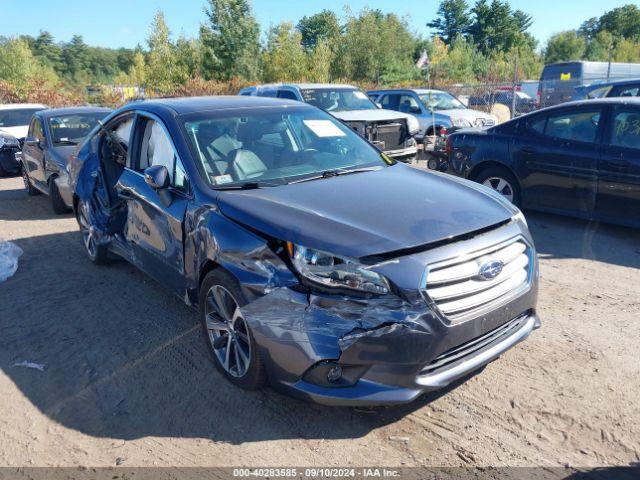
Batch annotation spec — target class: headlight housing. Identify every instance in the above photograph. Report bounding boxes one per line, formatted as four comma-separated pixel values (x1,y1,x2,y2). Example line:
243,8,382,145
406,115,420,135
289,244,390,295
512,209,528,227
451,117,473,128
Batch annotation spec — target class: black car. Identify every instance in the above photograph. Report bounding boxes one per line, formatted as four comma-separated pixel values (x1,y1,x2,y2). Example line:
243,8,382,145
21,107,111,213
446,98,640,228
70,96,539,406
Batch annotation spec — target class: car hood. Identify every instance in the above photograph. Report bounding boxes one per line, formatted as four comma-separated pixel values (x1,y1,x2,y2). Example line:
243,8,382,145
216,164,513,258
330,109,414,123
0,126,28,140
441,108,495,121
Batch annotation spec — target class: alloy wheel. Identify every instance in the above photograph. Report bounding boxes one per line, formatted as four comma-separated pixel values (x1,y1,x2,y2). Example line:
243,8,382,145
22,169,30,191
77,203,97,258
204,285,252,378
482,176,515,203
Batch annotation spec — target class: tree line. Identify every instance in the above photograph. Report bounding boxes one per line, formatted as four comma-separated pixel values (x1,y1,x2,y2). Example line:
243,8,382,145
0,0,638,105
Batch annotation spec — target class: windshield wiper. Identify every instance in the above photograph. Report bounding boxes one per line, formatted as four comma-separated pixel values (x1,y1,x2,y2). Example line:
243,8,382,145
214,181,282,190
288,166,382,184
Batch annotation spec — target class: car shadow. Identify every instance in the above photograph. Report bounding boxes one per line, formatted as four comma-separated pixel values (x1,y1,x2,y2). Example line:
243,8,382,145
0,185,73,221
526,210,640,270
562,464,640,480
0,231,475,444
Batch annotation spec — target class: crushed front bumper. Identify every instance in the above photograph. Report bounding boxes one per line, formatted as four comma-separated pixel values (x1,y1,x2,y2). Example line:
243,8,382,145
0,148,21,175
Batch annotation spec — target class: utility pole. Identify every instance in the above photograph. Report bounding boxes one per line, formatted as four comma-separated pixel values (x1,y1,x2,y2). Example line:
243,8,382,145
606,42,613,82
511,54,518,119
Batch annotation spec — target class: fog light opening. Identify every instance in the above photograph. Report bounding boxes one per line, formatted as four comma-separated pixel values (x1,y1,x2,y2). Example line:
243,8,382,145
327,365,343,383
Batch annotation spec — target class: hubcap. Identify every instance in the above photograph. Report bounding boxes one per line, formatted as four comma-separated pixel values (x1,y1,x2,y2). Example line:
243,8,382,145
77,203,97,257
204,285,251,378
483,176,515,203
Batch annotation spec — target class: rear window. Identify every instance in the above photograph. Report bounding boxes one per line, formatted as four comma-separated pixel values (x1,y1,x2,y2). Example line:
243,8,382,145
540,64,581,82
0,108,43,128
542,110,601,143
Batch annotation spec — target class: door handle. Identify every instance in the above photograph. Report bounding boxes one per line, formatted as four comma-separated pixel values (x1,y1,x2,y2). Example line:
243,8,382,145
520,147,536,154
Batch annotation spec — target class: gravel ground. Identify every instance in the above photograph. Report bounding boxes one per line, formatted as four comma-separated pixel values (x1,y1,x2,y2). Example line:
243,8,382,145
0,174,639,472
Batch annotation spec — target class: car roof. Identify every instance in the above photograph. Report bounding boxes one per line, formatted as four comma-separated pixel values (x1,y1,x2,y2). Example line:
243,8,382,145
126,95,308,116
586,77,640,88
0,103,47,110
250,83,357,91
549,97,640,108
368,88,446,94
38,106,112,118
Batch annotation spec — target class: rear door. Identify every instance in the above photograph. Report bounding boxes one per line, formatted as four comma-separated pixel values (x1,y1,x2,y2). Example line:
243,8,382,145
596,105,640,226
116,113,191,295
514,106,603,215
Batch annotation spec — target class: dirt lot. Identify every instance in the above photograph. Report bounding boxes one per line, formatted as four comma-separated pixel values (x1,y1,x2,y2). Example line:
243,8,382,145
0,174,639,471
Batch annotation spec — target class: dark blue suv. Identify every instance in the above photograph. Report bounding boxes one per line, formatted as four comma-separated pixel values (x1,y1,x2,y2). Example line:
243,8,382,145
71,96,539,406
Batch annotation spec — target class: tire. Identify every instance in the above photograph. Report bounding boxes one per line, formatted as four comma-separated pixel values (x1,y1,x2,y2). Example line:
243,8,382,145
199,269,266,390
22,167,41,196
76,200,110,265
474,166,521,207
50,177,70,214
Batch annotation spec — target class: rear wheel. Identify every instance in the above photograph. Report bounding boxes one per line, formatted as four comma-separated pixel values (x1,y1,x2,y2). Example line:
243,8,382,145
50,178,70,214
475,166,521,206
199,269,266,390
76,201,110,264
22,167,40,196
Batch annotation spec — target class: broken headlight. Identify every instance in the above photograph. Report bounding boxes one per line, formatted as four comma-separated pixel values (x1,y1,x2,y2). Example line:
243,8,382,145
288,244,390,295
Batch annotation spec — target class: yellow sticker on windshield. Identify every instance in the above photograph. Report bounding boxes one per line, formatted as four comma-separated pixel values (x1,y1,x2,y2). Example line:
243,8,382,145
560,72,572,81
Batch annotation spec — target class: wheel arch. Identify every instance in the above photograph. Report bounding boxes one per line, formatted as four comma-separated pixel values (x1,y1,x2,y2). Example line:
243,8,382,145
468,160,520,184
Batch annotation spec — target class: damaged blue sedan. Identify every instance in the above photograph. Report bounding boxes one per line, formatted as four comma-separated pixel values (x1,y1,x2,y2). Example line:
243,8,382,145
71,96,539,406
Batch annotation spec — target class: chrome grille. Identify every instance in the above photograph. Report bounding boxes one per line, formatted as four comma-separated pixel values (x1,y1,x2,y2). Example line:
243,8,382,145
422,237,532,323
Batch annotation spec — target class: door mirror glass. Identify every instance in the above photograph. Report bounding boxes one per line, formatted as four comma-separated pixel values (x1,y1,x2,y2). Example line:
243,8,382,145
144,165,170,190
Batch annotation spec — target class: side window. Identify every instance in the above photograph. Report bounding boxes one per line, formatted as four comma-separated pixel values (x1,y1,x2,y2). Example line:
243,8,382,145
398,95,422,114
277,90,298,100
527,115,547,135
609,108,640,150
137,118,188,191
33,118,45,143
544,110,600,143
380,94,399,110
611,85,640,97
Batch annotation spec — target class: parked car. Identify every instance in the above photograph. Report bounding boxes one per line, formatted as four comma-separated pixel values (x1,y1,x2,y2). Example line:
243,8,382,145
69,96,539,406
446,97,640,228
21,106,112,213
367,88,497,139
576,77,640,100
538,61,640,108
467,90,537,116
239,83,419,162
0,103,47,175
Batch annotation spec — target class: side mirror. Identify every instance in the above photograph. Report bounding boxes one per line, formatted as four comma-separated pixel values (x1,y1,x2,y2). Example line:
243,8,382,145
144,165,170,190
24,136,39,146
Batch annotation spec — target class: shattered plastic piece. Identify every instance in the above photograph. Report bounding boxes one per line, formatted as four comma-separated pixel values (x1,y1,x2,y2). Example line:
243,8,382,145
0,240,23,283
13,361,46,371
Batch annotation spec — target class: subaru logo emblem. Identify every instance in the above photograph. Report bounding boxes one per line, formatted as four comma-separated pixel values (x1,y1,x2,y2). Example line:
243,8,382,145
478,260,504,280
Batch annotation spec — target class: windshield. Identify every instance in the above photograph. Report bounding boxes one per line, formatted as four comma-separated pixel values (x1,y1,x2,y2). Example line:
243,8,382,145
300,88,377,112
182,106,389,188
419,92,466,111
0,108,43,128
48,112,107,146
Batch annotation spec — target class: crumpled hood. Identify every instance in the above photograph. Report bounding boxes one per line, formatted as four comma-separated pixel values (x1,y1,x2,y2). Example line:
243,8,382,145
331,108,414,123
0,126,27,140
216,164,513,258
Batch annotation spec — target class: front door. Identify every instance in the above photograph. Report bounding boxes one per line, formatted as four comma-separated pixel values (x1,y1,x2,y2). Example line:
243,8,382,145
596,105,640,226
516,106,603,215
23,116,47,185
116,114,190,296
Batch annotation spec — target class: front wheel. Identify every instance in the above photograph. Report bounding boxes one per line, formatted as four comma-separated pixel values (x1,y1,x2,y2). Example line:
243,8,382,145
76,201,110,264
475,167,521,207
50,178,70,214
199,269,266,390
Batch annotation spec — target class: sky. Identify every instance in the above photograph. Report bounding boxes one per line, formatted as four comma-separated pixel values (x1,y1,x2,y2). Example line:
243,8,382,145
0,0,637,49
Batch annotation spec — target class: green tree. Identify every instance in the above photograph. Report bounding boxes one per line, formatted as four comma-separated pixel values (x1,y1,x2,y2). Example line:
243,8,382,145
200,0,260,80
33,31,63,73
145,10,188,94
62,35,90,82
544,31,586,64
306,40,333,82
467,0,533,53
0,38,57,95
427,0,471,45
297,10,341,52
584,31,614,61
598,5,640,40
262,22,307,82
